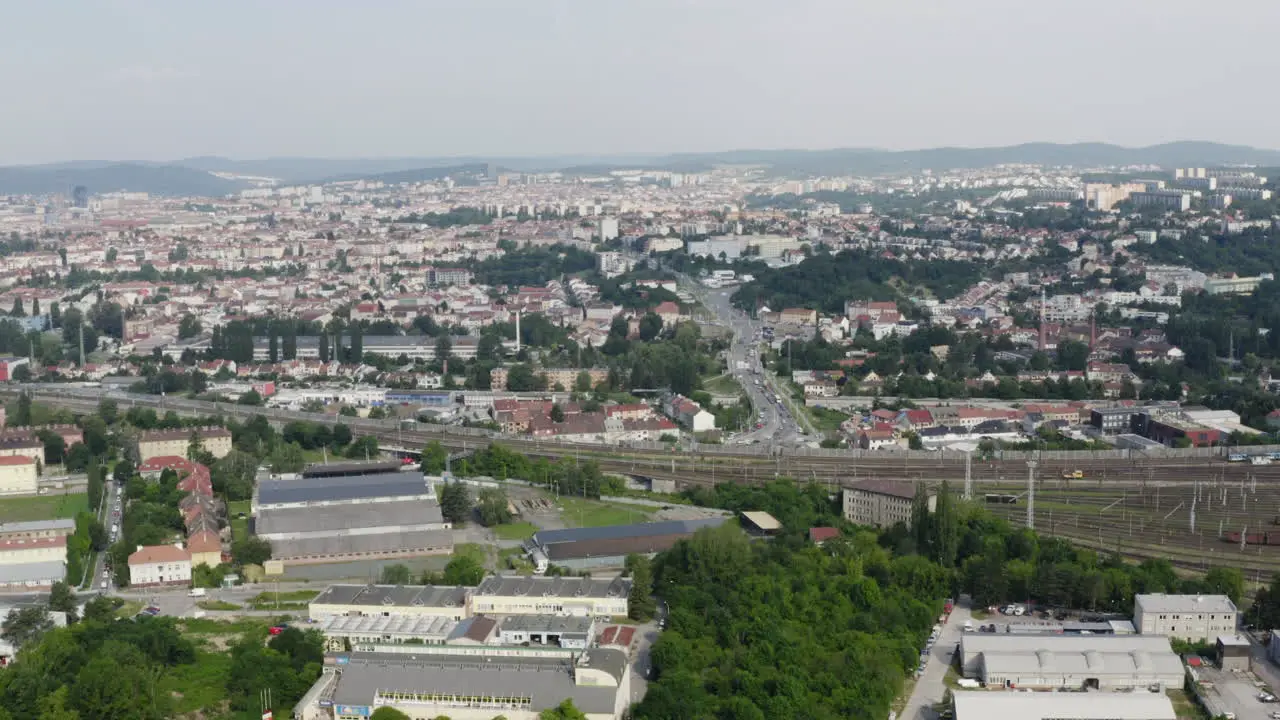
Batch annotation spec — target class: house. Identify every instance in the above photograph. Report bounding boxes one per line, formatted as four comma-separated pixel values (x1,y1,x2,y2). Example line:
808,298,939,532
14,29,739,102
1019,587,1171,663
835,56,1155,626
127,544,192,588
664,395,716,433
857,429,898,450
808,527,840,545
653,301,685,327
186,530,223,569
137,427,232,463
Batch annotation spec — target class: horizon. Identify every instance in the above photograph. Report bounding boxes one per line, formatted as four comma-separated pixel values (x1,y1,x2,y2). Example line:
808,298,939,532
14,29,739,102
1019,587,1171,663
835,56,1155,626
9,138,1280,169
5,1,1280,165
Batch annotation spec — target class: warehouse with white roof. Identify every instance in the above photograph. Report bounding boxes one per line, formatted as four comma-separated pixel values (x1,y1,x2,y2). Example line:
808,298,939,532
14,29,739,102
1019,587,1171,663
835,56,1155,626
959,634,1183,690
953,691,1176,720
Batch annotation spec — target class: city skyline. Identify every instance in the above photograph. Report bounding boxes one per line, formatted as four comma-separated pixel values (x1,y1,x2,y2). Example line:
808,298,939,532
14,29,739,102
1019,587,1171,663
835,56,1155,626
4,0,1280,165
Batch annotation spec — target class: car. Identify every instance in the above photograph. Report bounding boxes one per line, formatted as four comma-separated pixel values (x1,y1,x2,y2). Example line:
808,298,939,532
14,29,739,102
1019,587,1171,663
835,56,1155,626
143,606,160,616
1259,692,1277,703
268,625,287,635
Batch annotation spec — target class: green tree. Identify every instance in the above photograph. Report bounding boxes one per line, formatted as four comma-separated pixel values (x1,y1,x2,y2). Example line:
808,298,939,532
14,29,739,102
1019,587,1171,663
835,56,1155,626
442,555,485,586
268,442,307,473
1204,566,1245,606
422,440,448,474
112,457,135,484
626,554,657,621
11,297,24,317
550,404,565,423
540,700,588,720
475,487,513,527
439,482,472,525
930,481,958,568
15,391,32,426
36,687,78,720
177,314,202,340
380,564,413,585
81,595,120,624
434,335,453,366
639,312,663,341
370,709,413,720
48,581,78,623
231,536,273,567
1,604,53,647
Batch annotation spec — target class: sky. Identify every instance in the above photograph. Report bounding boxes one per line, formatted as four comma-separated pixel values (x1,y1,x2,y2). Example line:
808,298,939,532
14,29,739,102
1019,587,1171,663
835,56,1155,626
3,0,1280,165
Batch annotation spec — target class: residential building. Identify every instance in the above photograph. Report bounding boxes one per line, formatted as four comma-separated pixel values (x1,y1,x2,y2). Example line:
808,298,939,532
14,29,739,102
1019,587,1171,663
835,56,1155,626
310,584,472,622
127,544,192,588
1133,594,1238,642
1090,408,1134,434
136,427,232,463
842,480,933,529
1205,273,1273,296
0,518,74,590
186,529,222,569
0,456,37,495
663,394,715,432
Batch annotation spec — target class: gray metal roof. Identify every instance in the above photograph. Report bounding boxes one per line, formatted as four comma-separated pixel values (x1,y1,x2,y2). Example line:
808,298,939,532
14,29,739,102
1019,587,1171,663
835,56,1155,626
0,518,75,534
270,529,453,560
474,575,630,600
531,517,726,548
0,560,66,584
302,461,403,478
953,692,1176,720
256,499,443,535
312,583,471,610
498,614,595,637
257,471,430,506
330,651,620,714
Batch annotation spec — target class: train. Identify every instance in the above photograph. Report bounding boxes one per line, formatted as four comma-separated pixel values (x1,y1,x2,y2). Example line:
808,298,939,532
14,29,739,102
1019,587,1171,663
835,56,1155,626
1227,452,1280,463
985,494,1019,505
1222,530,1280,546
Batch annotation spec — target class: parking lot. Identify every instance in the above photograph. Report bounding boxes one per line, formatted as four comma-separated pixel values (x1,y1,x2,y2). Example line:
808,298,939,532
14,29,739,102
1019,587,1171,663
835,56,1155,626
1196,665,1277,720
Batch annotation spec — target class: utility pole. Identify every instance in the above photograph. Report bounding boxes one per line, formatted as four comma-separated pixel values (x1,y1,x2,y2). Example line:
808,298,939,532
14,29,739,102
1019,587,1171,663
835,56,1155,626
964,451,973,500
1026,460,1037,530
78,323,85,366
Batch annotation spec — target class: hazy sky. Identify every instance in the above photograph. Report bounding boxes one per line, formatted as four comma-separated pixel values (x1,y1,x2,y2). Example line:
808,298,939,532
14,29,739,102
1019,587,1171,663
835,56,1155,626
3,0,1280,164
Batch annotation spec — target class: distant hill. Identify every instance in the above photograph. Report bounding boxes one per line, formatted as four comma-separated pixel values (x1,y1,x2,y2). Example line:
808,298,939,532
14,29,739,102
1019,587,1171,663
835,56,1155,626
0,163,244,197
9,142,1280,196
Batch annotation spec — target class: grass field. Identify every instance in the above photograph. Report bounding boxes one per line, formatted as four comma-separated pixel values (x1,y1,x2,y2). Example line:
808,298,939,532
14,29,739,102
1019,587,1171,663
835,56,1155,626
805,406,851,434
703,373,742,396
0,492,88,523
491,521,539,541
197,600,241,611
247,589,318,609
558,496,656,528
158,649,232,717
227,500,250,541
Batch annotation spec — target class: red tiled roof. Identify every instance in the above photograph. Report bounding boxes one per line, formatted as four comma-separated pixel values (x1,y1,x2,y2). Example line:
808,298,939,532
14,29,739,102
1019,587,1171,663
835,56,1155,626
128,544,190,565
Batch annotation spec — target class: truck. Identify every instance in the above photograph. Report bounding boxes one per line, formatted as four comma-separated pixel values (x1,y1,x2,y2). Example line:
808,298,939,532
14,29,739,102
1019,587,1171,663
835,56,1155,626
188,588,207,598
1061,469,1084,480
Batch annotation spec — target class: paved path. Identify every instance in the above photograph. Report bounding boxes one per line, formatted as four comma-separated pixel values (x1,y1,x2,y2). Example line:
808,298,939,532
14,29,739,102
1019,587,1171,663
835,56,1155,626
900,600,970,720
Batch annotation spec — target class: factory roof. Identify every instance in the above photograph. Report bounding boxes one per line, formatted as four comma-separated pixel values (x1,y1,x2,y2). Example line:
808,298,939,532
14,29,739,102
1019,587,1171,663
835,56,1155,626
961,634,1173,657
256,499,443,535
301,460,403,478
844,479,920,499
498,614,595,637
318,613,457,639
953,691,1176,720
1135,593,1237,614
0,518,75,534
329,650,624,715
980,647,1184,678
740,510,782,532
0,560,67,584
474,575,631,599
257,471,430,506
311,583,470,611
270,529,452,560
531,517,726,548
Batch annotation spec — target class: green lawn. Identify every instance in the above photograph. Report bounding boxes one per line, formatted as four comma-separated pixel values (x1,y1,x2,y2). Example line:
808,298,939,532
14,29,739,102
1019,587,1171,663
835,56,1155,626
805,406,851,434
197,600,241,611
0,492,88,523
227,500,251,541
558,497,656,528
247,589,318,609
702,374,742,396
491,521,539,541
158,649,232,716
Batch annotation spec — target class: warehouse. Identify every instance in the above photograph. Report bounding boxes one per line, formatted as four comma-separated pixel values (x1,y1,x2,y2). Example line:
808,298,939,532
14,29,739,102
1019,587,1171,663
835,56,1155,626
471,576,631,618
525,517,727,571
295,648,630,720
952,691,1176,720
498,615,595,649
300,460,402,478
254,470,452,565
959,634,1182,690
310,583,471,621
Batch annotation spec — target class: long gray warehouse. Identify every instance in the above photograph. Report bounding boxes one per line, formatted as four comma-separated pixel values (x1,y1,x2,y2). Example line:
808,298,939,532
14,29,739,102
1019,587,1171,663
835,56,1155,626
253,469,452,565
526,517,728,570
959,634,1183,690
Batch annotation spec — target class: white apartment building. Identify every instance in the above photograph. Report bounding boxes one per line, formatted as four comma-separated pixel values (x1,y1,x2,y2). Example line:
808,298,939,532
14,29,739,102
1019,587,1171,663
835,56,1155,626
0,456,37,495
127,544,192,588
1134,593,1238,642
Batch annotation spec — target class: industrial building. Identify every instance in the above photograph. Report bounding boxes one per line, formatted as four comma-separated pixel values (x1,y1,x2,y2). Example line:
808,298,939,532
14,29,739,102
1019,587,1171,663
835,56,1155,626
952,691,1176,720
295,647,630,720
253,470,452,565
524,517,727,571
1133,593,1238,642
497,615,595,649
842,479,933,529
310,584,471,621
958,634,1182,690
470,576,630,618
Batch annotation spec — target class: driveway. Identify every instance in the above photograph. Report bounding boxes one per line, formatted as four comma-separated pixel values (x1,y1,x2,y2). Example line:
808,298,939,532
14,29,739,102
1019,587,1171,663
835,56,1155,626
899,600,970,720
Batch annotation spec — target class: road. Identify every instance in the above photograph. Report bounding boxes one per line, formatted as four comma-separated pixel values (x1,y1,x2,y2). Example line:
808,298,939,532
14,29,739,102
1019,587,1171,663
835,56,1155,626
900,599,970,720
687,280,808,447
90,479,122,591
